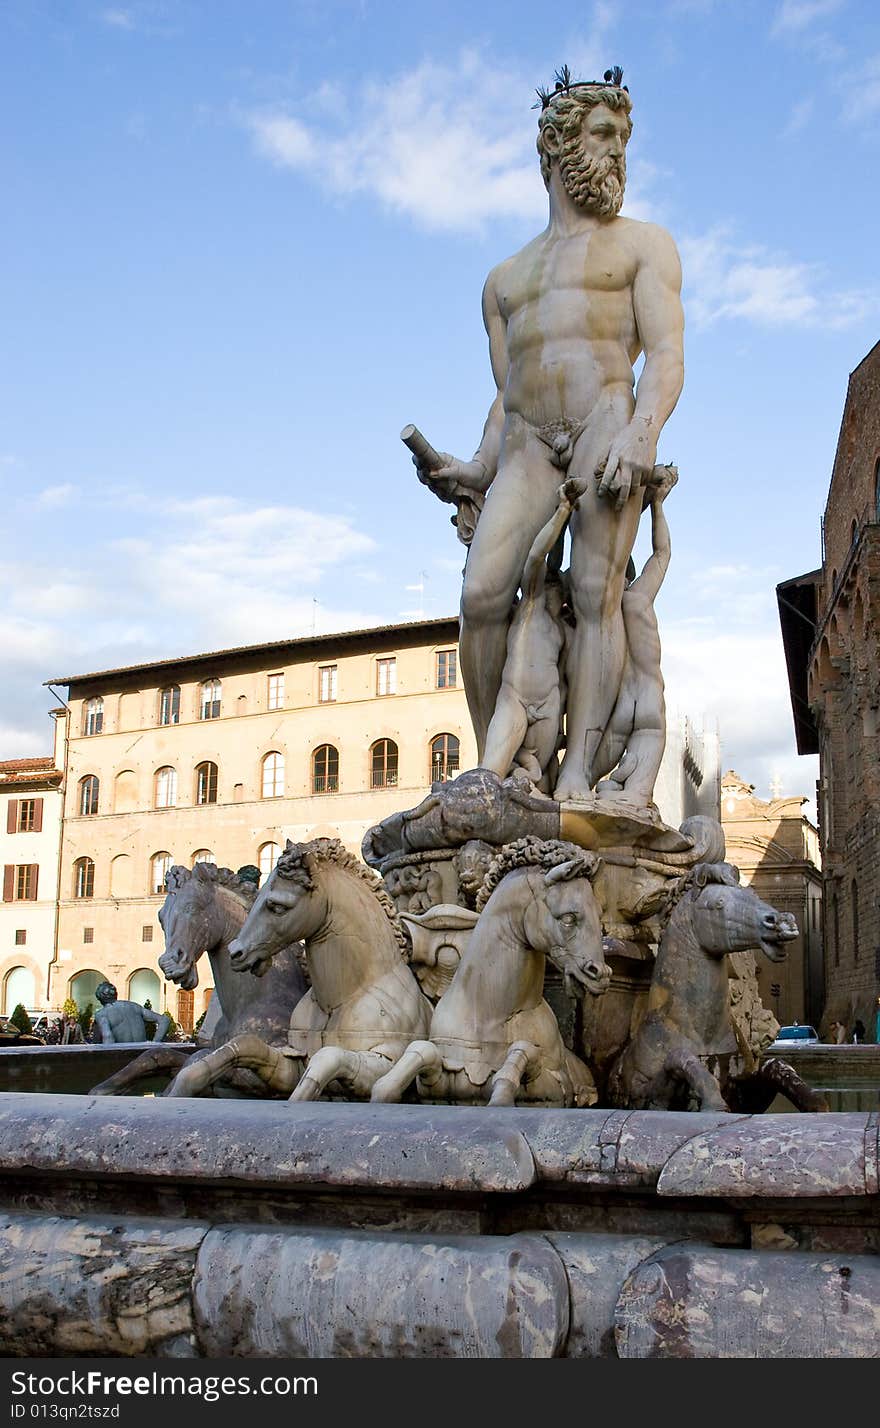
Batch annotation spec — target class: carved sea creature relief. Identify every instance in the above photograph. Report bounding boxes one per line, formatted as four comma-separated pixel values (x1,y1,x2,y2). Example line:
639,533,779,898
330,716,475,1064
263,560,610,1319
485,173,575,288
370,838,611,1108
607,863,800,1111
91,863,308,1097
167,839,432,1102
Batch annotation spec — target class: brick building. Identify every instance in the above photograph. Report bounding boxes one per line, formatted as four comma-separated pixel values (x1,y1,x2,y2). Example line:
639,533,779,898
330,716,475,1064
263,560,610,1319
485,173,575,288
778,338,880,1038
719,771,823,1027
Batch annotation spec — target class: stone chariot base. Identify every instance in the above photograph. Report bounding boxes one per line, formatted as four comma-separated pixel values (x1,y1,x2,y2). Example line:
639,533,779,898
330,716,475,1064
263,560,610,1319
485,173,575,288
0,1094,877,1358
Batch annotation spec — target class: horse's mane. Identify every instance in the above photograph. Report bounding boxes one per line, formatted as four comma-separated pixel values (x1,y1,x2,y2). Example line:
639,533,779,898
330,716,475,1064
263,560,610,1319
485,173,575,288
476,836,599,913
656,860,741,932
276,838,410,960
165,863,258,909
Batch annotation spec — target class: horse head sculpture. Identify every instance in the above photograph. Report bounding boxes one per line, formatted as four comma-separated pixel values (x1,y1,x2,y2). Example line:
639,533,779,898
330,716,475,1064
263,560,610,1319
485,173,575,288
159,863,256,989
675,862,798,962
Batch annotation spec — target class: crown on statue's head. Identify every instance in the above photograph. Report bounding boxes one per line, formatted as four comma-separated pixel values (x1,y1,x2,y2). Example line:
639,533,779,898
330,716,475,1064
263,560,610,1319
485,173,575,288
534,64,628,111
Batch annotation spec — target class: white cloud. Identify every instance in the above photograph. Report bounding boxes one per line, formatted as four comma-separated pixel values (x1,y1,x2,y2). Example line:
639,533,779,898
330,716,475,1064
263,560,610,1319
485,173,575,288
0,494,385,750
242,40,657,235
772,0,845,34
680,227,877,329
782,96,815,136
101,8,136,28
843,53,880,121
35,483,78,508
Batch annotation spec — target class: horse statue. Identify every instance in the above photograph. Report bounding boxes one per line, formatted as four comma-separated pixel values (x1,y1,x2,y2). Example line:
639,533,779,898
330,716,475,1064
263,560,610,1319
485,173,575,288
90,863,308,1097
606,862,821,1111
166,838,433,1101
370,838,611,1107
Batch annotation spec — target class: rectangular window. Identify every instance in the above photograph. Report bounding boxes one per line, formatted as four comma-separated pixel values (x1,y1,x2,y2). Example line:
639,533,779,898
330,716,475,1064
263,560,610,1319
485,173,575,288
142,925,153,943
15,865,36,901
376,657,397,697
268,673,285,710
14,929,26,946
16,799,36,832
318,665,337,703
159,687,181,725
83,927,94,944
436,650,457,689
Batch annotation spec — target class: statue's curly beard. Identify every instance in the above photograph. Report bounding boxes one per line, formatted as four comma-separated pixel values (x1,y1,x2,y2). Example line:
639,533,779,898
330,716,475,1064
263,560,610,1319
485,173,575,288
559,148,626,218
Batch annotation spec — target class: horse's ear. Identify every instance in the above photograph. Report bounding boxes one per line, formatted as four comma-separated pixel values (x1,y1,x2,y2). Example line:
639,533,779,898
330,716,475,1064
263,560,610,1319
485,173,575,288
691,861,739,889
285,838,295,852
544,851,601,885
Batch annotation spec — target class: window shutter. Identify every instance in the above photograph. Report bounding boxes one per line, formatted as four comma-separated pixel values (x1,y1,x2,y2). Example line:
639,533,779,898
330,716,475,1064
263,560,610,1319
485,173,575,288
32,799,43,833
6,801,17,835
2,865,13,902
29,864,39,900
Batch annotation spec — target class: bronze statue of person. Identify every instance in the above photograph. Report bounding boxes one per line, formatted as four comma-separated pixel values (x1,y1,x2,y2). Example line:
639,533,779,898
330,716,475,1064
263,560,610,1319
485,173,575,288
93,981,171,1044
415,70,684,803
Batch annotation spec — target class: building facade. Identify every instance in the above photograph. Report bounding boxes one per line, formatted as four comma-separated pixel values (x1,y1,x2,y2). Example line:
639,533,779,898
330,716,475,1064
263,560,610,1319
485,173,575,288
0,726,65,1016
719,770,823,1028
778,339,880,1037
48,619,474,1026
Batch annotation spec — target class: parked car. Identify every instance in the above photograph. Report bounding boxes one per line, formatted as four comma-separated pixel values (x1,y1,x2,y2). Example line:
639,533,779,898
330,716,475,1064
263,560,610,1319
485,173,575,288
0,1017,44,1047
767,1024,820,1052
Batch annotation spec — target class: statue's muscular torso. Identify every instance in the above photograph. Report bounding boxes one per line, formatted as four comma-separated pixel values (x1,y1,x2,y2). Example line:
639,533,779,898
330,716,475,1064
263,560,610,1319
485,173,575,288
489,216,653,430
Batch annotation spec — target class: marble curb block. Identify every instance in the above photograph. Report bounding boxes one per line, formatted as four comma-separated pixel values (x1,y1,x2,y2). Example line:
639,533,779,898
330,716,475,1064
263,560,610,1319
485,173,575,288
0,1095,537,1194
615,1243,880,1358
657,1111,880,1198
194,1227,570,1358
1,1096,878,1199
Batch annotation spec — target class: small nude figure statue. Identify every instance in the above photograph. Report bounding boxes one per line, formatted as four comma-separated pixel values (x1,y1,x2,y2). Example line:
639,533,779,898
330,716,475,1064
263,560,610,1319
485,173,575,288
480,480,576,789
593,465,677,806
93,980,170,1044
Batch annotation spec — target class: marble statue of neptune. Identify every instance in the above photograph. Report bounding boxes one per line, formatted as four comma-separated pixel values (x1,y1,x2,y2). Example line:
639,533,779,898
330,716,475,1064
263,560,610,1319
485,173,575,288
416,70,684,804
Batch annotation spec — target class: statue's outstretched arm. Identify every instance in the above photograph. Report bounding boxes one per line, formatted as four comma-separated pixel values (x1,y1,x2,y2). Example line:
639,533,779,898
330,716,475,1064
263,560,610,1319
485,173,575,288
629,468,677,602
522,484,576,598
144,1009,171,1043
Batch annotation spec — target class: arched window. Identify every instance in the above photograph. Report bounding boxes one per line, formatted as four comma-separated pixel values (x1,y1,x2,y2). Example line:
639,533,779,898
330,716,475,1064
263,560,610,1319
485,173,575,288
371,738,399,789
78,775,99,816
192,849,215,866
259,841,281,880
73,857,95,899
158,685,180,726
83,697,103,736
199,679,221,721
128,968,161,1007
852,878,859,963
262,751,285,798
312,744,339,794
150,851,172,895
430,733,460,783
3,965,36,1016
195,761,218,805
154,766,177,809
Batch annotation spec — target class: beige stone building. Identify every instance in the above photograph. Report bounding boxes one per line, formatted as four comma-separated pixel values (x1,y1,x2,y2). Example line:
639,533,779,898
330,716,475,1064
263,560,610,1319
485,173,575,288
0,727,65,1016
720,771,823,1028
778,338,880,1038
48,618,474,1027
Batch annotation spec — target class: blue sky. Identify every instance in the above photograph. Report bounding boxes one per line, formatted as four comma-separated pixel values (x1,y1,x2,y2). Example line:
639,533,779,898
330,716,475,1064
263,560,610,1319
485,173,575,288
3,0,880,805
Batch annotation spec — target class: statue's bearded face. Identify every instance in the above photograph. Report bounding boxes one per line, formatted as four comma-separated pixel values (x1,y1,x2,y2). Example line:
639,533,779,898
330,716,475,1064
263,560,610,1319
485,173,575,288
559,102,628,217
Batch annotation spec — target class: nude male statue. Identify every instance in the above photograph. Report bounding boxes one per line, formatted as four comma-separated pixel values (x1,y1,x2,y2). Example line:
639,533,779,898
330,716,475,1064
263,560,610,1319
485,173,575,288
416,70,684,802
93,980,170,1044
